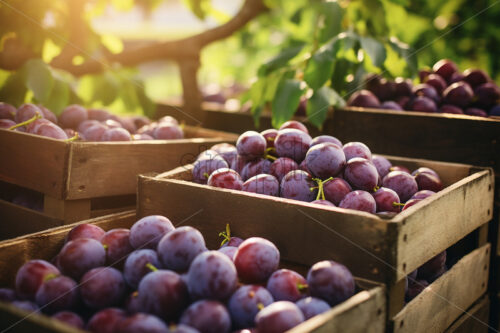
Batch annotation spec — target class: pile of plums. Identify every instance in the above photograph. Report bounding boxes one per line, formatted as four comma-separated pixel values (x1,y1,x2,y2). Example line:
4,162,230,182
0,102,183,141
0,215,356,333
347,59,500,117
191,120,443,214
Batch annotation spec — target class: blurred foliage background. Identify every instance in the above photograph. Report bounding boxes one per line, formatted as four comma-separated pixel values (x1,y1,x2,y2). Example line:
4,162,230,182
0,0,498,125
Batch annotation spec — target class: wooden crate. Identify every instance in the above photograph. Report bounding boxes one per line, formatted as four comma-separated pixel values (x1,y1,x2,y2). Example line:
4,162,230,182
137,155,493,322
0,126,237,224
444,295,490,333
391,243,490,333
0,211,386,333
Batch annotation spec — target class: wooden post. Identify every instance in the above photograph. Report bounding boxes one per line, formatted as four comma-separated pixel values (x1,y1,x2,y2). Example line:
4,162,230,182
44,195,91,223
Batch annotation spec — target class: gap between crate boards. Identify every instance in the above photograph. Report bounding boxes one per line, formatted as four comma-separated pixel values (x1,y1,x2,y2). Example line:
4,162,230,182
386,223,489,332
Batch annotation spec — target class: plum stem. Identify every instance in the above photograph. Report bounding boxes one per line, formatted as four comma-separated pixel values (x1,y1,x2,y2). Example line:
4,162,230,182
102,244,108,251
218,224,231,246
264,147,277,161
43,273,59,282
297,282,308,293
203,172,209,179
257,302,265,310
8,113,42,130
64,132,79,142
312,178,330,201
373,186,380,192
145,263,158,272
392,202,405,207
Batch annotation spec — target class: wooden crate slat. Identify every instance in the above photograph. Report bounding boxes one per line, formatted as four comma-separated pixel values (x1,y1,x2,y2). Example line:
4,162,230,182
0,129,68,199
289,282,385,333
138,173,393,283
392,244,490,333
393,169,493,280
444,296,490,333
0,200,63,241
331,108,500,173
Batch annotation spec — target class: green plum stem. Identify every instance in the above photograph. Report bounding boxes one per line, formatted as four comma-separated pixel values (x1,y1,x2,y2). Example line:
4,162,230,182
392,202,405,207
145,263,158,272
264,147,278,161
64,132,79,142
257,302,265,310
43,273,59,282
297,282,308,293
8,113,42,130
219,224,231,246
102,244,108,251
373,186,380,192
203,172,209,179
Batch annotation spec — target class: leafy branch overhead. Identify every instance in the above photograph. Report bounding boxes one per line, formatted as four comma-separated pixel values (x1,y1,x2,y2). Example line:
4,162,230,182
247,0,417,129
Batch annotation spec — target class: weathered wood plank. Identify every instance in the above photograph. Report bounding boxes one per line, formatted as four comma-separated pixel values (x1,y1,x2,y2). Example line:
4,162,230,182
289,280,385,333
0,129,69,199
330,108,500,174
43,195,92,223
392,244,490,333
65,126,236,200
444,296,489,333
0,200,63,240
393,170,493,281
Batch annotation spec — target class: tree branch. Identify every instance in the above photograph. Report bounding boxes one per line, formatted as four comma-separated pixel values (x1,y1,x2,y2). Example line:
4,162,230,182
52,0,267,76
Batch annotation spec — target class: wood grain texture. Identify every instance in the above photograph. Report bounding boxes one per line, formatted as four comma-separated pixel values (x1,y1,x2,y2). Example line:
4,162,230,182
289,279,385,333
0,200,63,240
393,169,493,281
444,296,489,333
0,129,69,199
65,126,236,199
0,210,384,333
392,244,490,333
330,108,500,174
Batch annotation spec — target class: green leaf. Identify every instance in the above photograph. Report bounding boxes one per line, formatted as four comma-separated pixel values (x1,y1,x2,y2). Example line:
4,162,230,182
271,79,304,128
317,1,344,43
93,72,120,106
330,58,351,93
258,44,305,76
304,48,335,90
119,79,140,111
136,85,156,118
25,59,54,103
388,38,417,76
0,69,27,106
44,78,70,115
249,78,267,127
360,36,386,68
307,86,345,128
